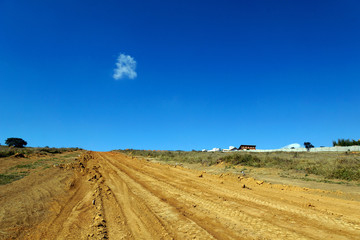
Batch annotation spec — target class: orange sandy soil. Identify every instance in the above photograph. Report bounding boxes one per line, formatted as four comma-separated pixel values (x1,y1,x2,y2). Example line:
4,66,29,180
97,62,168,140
1,151,360,239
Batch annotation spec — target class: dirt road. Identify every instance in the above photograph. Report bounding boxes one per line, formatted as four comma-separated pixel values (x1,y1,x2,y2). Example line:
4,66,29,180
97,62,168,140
7,151,360,239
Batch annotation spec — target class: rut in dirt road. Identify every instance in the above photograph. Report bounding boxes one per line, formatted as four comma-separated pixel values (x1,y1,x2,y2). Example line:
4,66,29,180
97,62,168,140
25,151,360,239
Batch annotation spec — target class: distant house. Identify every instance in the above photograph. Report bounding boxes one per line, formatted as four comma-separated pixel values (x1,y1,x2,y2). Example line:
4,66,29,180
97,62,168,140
222,146,238,152
208,148,221,152
239,145,256,150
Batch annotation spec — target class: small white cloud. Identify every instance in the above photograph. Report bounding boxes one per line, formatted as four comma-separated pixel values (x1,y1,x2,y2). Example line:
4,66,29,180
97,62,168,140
113,53,137,80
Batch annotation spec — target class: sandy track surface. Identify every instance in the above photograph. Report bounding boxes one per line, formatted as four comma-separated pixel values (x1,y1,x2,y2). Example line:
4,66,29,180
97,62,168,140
9,152,360,239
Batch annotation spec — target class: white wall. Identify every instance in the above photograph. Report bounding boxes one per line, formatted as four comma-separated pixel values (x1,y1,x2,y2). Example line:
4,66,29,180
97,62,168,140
246,146,360,152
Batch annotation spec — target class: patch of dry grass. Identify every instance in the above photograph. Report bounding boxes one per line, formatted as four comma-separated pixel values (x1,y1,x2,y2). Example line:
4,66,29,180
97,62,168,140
117,150,360,181
0,147,83,185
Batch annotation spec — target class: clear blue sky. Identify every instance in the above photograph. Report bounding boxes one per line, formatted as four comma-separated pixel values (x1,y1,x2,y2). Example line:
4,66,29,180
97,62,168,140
1,0,359,151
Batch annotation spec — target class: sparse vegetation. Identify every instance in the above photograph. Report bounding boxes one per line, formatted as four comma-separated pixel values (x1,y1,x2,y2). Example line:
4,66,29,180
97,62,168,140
117,149,360,181
0,145,81,158
117,149,222,166
0,148,15,158
0,173,28,185
0,147,83,185
11,164,36,169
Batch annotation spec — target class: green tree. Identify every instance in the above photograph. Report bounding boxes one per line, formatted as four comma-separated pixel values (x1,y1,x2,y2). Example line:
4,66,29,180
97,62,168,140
333,138,360,146
5,138,27,148
304,142,314,151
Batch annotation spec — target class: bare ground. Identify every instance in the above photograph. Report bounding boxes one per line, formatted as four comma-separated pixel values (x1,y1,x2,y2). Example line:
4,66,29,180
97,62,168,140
1,151,360,239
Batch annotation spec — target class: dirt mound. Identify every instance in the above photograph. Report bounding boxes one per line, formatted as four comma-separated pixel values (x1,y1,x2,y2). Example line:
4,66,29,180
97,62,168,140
13,153,26,158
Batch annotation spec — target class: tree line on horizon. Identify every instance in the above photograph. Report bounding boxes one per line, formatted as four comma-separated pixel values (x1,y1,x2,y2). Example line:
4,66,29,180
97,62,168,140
332,138,360,147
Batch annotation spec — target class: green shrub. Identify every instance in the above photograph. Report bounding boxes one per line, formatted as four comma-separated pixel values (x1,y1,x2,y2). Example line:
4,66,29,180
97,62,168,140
220,154,261,166
0,150,15,158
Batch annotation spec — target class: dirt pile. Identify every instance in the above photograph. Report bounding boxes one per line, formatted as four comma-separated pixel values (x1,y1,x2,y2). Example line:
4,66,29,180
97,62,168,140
13,153,26,158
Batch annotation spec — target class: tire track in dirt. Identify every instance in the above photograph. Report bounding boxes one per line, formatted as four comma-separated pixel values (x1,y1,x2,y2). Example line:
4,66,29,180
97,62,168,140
19,152,111,240
97,153,216,240
144,155,360,232
99,153,298,239
99,152,360,240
